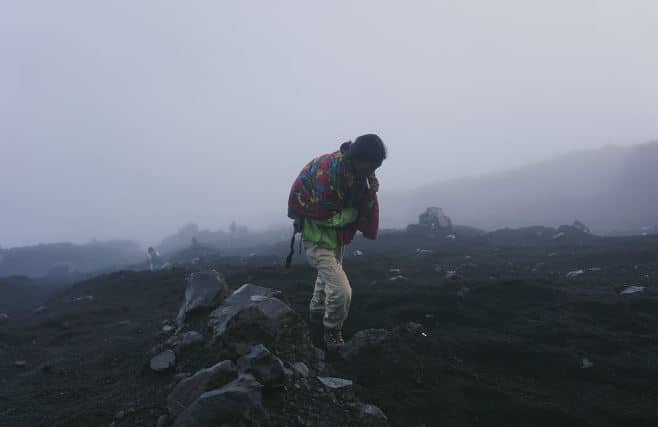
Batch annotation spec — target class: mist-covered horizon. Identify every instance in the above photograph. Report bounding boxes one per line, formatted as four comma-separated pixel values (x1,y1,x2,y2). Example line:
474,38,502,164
3,1,658,247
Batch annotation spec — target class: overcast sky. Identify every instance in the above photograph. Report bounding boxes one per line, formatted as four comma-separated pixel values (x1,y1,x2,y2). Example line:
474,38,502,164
2,1,658,247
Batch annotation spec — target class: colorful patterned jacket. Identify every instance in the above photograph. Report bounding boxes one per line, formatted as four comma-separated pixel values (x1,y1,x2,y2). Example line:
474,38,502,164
288,150,379,245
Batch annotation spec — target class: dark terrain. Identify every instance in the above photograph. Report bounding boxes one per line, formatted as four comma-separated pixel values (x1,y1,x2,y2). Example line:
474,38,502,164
2,230,658,426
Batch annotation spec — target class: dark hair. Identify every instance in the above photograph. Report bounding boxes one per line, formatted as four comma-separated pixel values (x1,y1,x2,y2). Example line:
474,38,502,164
344,134,387,167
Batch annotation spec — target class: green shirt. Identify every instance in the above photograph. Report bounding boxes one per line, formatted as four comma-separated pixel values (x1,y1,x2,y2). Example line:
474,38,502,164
302,208,359,249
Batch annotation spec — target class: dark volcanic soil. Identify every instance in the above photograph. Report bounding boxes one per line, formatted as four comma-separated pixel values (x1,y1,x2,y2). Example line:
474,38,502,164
2,233,658,426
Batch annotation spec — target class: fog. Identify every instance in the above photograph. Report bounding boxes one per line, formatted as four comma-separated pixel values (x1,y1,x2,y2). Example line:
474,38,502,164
2,1,658,247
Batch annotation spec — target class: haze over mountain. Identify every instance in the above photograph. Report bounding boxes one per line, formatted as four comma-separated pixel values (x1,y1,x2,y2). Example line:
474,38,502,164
3,2,658,247
383,140,658,234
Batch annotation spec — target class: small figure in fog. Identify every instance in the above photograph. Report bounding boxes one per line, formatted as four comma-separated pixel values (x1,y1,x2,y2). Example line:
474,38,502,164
146,247,162,271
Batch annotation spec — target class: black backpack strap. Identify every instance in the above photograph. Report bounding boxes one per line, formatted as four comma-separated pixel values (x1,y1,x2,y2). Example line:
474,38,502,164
284,218,303,269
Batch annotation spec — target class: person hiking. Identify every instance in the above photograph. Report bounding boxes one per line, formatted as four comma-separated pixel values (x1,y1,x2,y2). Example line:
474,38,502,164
287,134,387,348
146,246,162,271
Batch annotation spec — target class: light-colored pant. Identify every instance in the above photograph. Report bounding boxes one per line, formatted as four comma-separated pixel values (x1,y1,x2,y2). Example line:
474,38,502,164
305,242,352,329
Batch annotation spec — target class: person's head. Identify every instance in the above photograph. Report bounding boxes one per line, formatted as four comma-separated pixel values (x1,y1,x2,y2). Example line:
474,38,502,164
345,134,387,178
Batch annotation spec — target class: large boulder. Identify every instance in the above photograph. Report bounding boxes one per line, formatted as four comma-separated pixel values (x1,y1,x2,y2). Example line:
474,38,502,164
176,271,230,328
167,360,238,418
237,344,285,389
172,374,266,427
208,284,314,363
419,207,452,230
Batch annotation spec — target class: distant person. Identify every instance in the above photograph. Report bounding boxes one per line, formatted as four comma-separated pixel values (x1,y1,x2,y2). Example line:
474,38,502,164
287,134,386,348
146,247,162,271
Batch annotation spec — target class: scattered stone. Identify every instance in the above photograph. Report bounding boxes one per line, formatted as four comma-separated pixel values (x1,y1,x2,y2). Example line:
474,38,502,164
150,350,176,372
566,269,584,279
33,306,47,314
581,358,594,369
588,267,602,272
552,232,566,240
389,275,408,282
620,285,645,295
156,415,169,427
115,410,126,419
357,403,389,425
172,374,265,427
162,325,174,333
237,344,285,388
445,271,464,281
318,377,353,390
292,362,310,378
416,249,433,256
389,268,402,276
15,361,27,368
0,313,8,323
72,295,94,302
445,234,457,240
168,360,238,418
176,270,230,327
353,250,364,256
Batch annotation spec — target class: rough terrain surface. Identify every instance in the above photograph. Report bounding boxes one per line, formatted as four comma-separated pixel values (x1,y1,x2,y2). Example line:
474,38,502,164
2,231,658,426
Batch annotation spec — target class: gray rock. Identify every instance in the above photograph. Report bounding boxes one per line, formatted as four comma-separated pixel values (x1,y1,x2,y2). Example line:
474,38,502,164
318,377,353,389
357,403,389,426
237,344,285,388
172,374,265,427
33,306,47,314
174,372,192,382
15,360,27,368
168,360,237,418
208,284,274,337
0,313,8,323
156,415,169,427
292,362,310,378
208,284,314,363
176,271,230,327
166,331,204,355
150,350,176,372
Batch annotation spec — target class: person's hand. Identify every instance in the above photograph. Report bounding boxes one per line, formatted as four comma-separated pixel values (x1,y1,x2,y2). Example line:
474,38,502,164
368,174,380,193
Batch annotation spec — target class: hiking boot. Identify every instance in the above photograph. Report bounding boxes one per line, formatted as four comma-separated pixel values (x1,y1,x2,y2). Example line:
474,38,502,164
309,310,324,325
324,328,345,349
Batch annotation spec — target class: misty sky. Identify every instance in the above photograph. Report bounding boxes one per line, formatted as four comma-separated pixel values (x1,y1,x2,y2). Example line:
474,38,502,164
2,1,658,247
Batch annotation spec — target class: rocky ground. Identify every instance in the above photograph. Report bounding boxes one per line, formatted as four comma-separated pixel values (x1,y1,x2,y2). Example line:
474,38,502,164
2,230,658,426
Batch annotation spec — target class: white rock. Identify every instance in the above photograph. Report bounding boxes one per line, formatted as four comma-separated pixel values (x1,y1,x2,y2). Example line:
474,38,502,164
566,270,584,279
620,285,645,295
318,377,352,389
